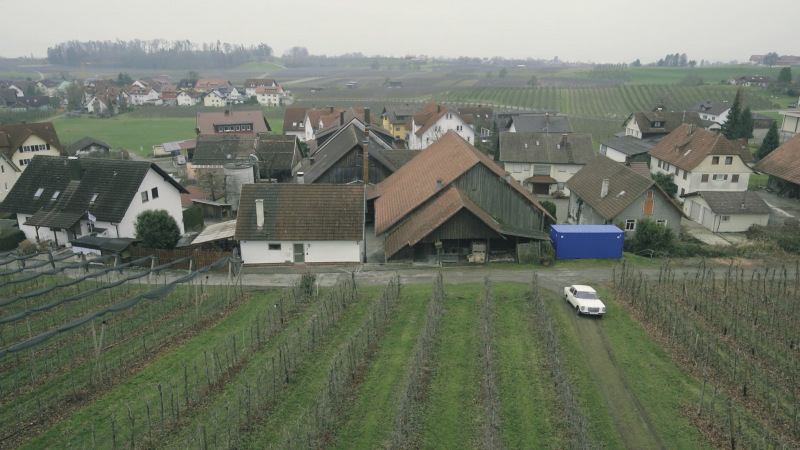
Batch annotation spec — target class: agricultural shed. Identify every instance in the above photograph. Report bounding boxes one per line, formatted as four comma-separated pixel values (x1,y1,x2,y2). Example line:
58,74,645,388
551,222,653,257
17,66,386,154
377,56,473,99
550,225,623,259
66,136,112,158
682,191,770,232
235,184,365,265
71,236,138,258
566,155,685,236
370,131,552,264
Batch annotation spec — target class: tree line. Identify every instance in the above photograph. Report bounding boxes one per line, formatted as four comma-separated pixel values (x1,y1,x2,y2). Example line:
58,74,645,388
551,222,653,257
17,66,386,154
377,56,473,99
46,39,273,69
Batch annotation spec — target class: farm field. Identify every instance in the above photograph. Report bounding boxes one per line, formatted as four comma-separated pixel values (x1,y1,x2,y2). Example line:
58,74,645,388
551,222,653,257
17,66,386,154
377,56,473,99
10,259,773,449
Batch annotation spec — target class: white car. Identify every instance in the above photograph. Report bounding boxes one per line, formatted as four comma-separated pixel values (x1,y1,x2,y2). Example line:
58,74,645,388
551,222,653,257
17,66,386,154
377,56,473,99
564,285,606,316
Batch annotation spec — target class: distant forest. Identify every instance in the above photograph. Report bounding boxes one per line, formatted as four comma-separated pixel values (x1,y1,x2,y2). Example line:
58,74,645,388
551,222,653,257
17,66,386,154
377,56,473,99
46,39,273,69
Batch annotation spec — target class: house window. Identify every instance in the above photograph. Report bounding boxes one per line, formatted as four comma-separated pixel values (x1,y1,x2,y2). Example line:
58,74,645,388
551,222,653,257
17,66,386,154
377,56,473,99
34,187,43,198
732,174,740,183
141,191,149,203
558,165,566,172
701,174,709,182
51,191,60,200
683,170,688,180
268,243,281,250
570,166,579,174
1,165,4,174
713,174,728,181
557,182,565,190
625,219,636,230
681,188,685,195
395,127,400,131
721,215,731,222
675,166,679,175
456,125,463,131
90,193,98,203
656,219,667,227
151,187,159,199
657,160,662,168
712,156,719,165
725,156,733,165
663,162,670,171
513,164,522,173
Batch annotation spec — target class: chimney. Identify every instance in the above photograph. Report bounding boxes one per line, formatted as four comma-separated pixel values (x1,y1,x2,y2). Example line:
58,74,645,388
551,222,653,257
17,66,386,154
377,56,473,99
68,156,81,181
297,172,305,184
329,106,334,114
363,107,371,184
561,133,568,149
340,110,345,126
255,199,264,227
545,113,550,125
224,109,230,116
437,104,441,114
601,179,610,199
364,107,370,126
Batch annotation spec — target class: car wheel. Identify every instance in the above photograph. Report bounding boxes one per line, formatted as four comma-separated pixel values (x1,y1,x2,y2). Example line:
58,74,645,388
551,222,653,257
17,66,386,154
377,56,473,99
575,305,580,315
565,294,569,303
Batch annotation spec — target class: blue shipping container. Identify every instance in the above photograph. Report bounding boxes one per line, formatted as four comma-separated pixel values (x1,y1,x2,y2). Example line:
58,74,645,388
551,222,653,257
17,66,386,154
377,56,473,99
549,225,624,260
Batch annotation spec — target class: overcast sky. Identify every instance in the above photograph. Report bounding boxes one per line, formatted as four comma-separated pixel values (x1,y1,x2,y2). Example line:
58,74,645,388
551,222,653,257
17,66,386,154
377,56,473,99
1,0,798,64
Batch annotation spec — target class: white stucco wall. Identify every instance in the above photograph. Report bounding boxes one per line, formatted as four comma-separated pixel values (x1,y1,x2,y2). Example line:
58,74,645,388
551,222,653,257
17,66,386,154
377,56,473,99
650,155,750,199
409,114,476,149
683,196,768,232
0,162,19,202
240,240,363,265
600,146,628,163
504,161,581,195
13,136,63,172
117,168,185,237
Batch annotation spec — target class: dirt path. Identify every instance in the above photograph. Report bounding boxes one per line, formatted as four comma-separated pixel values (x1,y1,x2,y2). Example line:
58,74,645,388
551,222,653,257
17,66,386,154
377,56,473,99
560,296,667,450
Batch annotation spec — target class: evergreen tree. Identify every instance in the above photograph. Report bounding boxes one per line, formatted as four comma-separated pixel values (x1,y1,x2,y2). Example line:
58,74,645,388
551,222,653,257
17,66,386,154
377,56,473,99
778,67,793,84
740,107,754,140
722,87,744,139
756,121,781,160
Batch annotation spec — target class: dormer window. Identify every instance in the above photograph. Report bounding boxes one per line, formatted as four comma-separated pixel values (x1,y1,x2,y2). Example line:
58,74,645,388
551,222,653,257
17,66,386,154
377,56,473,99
34,188,44,198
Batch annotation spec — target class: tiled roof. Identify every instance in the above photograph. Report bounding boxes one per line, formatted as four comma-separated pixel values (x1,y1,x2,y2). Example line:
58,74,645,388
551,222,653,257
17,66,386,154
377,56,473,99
300,124,393,183
648,124,751,171
382,105,421,124
66,136,112,155
235,184,364,241
413,103,472,137
691,101,730,116
685,191,771,215
628,162,651,178
244,79,277,88
754,132,800,184
1,156,188,223
255,134,301,176
195,79,230,88
727,139,755,163
193,134,254,165
499,132,596,164
600,135,660,156
0,122,65,156
283,107,307,132
625,111,705,135
373,149,420,170
384,186,502,258
458,106,494,120
372,131,553,235
566,154,682,220
195,110,271,134
510,114,572,133
181,185,211,208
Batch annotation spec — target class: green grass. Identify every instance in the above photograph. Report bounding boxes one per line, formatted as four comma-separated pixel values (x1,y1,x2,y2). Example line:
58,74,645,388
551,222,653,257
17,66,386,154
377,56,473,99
326,284,432,449
750,173,768,190
417,285,481,449
52,115,196,157
493,283,568,449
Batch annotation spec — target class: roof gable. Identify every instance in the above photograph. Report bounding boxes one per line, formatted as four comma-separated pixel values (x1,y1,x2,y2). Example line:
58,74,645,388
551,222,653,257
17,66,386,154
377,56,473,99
685,190,770,215
624,111,705,135
648,124,749,171
0,122,64,156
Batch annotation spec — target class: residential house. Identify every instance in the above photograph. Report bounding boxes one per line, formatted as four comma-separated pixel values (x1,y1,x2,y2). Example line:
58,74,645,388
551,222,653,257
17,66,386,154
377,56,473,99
204,90,227,107
16,96,51,111
499,132,596,195
255,85,285,106
66,136,112,158
649,124,753,199
283,107,308,141
310,108,391,150
458,106,494,136
189,133,301,183
370,131,553,263
381,105,421,140
235,184,365,265
0,152,20,201
754,133,800,198
566,154,685,235
0,122,66,171
0,156,188,245
177,91,202,106
195,110,271,135
691,100,731,128
599,136,660,164
243,79,278,97
195,79,231,91
216,86,241,102
35,80,60,97
302,107,373,142
682,191,769,232
126,86,159,105
779,110,800,140
408,103,476,149
737,76,771,87
505,113,572,134
622,110,705,139
0,89,17,107
177,79,198,90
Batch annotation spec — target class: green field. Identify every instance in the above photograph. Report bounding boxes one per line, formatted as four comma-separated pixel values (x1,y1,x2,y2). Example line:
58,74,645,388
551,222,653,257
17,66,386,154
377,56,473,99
52,115,197,156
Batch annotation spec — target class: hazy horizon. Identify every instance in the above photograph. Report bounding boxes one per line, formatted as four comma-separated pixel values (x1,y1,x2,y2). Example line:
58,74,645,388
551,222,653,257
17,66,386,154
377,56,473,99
0,0,798,64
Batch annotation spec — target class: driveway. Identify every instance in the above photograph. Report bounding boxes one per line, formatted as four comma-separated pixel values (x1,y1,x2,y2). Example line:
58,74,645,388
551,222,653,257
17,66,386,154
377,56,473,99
754,188,800,225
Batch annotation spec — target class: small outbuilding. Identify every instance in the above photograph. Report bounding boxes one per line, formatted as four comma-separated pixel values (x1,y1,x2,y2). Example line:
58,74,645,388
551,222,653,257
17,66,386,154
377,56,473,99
549,225,624,259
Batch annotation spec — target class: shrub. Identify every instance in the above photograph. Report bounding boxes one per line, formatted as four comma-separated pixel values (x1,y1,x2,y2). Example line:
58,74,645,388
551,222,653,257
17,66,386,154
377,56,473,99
651,172,678,198
623,218,675,257
134,209,181,249
539,200,557,221
0,229,26,251
17,239,36,255
182,205,204,231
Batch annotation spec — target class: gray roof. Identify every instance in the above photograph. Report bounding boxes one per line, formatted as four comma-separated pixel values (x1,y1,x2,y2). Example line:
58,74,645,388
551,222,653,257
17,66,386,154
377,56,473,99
301,124,393,183
691,101,730,116
566,154,683,220
373,149,420,170
510,114,572,133
382,105,421,124
499,132,596,164
685,191,771,215
600,135,661,156
66,136,112,155
193,134,254,166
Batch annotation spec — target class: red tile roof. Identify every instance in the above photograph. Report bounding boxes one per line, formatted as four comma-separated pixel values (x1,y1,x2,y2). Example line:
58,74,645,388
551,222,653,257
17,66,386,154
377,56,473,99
195,110,271,134
754,133,800,184
181,185,211,208
648,124,750,172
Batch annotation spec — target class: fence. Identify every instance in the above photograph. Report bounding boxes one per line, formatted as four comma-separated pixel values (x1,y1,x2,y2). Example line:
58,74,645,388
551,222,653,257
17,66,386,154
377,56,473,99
129,246,233,270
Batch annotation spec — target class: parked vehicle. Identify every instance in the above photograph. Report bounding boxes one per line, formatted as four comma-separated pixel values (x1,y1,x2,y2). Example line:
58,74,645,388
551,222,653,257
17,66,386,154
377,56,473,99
789,104,797,108
563,285,606,316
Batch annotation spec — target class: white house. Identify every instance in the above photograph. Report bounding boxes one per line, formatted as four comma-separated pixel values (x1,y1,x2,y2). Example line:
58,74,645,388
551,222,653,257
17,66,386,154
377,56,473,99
683,191,770,232
1,156,187,246
204,91,227,107
499,132,596,195
244,78,278,97
177,91,201,106
255,85,284,106
0,122,66,171
127,87,160,105
408,103,475,150
622,110,705,139
648,124,754,199
235,184,365,265
0,152,20,202
691,100,731,128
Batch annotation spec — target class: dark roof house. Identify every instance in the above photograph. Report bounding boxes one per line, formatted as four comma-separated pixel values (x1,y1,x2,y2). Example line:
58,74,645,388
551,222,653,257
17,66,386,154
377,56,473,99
499,132,595,164
507,114,572,133
195,110,271,135
623,111,705,138
66,136,112,157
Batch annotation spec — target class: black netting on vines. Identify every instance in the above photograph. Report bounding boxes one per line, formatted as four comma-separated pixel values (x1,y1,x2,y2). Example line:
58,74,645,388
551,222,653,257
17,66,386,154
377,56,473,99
0,254,116,289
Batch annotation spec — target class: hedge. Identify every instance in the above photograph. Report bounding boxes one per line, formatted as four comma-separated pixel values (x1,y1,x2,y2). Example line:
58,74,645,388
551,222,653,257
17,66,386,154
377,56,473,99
0,229,26,251
182,205,204,231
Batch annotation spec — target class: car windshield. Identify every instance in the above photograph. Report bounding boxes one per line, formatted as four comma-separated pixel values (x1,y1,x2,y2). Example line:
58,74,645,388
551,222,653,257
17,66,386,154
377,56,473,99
576,291,598,299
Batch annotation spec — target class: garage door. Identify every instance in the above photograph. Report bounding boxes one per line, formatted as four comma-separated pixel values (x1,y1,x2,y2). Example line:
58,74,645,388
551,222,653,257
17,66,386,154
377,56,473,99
702,207,714,229
690,201,701,222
